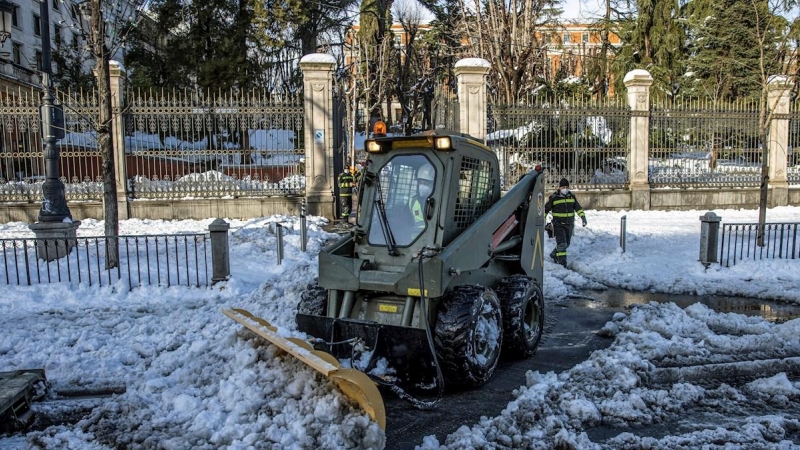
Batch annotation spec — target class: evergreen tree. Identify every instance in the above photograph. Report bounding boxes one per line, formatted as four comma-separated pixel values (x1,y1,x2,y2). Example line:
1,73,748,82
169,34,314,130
684,0,783,101
610,0,686,99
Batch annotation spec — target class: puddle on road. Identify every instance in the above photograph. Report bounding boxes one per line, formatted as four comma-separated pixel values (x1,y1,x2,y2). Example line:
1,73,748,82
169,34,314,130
573,288,800,323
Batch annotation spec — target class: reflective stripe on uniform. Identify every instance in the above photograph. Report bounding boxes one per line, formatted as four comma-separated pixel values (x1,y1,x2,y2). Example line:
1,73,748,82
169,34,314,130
552,198,575,206
409,198,424,224
556,251,567,256
551,212,574,218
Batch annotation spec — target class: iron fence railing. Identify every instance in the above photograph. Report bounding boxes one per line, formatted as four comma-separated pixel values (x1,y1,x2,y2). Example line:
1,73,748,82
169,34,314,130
488,96,630,191
1,87,307,203
125,89,306,199
719,222,799,267
649,98,762,188
0,234,211,288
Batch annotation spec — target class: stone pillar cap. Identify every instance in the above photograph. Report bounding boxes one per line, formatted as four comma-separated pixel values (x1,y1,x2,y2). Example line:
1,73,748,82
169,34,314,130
299,53,336,65
455,58,491,69
623,69,653,85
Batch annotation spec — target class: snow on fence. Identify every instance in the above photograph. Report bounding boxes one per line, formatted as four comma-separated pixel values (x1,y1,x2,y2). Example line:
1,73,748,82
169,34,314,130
719,222,800,267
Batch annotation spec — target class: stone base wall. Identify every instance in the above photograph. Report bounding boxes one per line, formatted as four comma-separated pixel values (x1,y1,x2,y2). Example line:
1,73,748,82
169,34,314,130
2,188,797,224
0,197,307,223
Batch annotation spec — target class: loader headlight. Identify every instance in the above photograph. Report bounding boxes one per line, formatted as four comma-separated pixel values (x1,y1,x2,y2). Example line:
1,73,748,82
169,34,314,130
366,140,384,153
434,136,452,150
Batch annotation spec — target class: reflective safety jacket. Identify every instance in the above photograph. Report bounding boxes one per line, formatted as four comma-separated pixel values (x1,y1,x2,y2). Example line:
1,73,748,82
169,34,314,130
545,190,585,227
409,196,425,228
338,172,354,196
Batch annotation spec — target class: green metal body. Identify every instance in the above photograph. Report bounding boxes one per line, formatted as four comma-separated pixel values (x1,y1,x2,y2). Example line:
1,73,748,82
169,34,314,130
308,131,545,332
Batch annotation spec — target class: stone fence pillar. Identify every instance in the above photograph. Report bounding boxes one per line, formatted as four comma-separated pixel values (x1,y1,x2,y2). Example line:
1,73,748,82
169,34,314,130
768,76,792,207
624,69,653,211
454,58,491,140
299,54,336,218
108,60,129,219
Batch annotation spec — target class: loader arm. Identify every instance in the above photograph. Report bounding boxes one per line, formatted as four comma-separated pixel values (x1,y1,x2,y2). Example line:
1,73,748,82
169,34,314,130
436,168,545,287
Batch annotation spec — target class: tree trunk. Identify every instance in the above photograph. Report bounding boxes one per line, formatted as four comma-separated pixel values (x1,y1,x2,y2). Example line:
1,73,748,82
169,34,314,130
93,0,119,269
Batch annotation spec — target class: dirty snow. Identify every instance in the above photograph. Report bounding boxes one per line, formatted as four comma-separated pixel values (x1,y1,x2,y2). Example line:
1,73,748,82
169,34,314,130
0,206,798,449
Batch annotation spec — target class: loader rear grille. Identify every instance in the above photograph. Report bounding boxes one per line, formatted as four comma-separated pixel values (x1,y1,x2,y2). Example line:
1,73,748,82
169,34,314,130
454,156,495,229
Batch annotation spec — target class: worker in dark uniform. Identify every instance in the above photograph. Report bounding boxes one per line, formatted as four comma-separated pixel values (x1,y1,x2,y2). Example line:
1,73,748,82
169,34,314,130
544,178,586,267
338,169,354,224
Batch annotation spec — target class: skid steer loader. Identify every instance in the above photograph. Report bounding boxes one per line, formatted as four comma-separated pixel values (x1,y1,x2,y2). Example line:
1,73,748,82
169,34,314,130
225,129,546,430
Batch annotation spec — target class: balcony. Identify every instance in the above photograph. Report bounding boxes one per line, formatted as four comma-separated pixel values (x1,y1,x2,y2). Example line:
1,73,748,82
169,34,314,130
0,56,41,88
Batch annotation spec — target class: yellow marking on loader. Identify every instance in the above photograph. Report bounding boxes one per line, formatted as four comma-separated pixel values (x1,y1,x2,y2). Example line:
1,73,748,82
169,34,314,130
407,288,428,297
378,304,399,313
222,308,386,430
531,231,543,271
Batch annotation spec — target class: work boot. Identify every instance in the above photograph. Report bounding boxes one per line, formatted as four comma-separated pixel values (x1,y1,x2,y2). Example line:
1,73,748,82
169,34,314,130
549,249,557,263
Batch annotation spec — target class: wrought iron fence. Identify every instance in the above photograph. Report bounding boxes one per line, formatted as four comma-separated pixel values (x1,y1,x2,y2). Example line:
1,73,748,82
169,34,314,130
431,81,459,132
0,86,104,202
719,222,799,267
1,87,306,203
0,87,44,202
649,97,762,188
0,233,211,288
487,95,630,191
125,89,305,199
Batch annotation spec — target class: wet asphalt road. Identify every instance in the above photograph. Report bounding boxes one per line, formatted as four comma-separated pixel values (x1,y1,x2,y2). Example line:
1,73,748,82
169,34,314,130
383,289,800,450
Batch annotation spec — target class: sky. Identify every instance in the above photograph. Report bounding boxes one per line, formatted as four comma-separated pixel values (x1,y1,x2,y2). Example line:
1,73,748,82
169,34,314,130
0,205,799,449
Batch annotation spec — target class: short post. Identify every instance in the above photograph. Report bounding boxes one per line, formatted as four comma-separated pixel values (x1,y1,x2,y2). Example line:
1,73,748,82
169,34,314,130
699,212,722,267
208,219,230,283
620,215,627,253
300,200,308,252
276,224,284,265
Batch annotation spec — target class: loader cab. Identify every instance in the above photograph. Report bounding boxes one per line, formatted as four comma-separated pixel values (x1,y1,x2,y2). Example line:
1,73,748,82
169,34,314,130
355,131,501,267
365,154,437,247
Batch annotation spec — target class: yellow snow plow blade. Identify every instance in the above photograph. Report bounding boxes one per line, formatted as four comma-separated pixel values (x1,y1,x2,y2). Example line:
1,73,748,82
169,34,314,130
222,308,386,430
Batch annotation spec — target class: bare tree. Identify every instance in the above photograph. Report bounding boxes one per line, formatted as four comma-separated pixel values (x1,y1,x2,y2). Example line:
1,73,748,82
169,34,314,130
753,0,798,245
456,0,559,104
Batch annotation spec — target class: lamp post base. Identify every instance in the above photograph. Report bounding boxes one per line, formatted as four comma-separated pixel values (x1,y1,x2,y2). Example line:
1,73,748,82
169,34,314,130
28,220,81,261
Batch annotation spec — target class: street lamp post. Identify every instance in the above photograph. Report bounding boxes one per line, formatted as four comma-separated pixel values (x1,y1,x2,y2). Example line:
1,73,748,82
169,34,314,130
28,0,79,262
37,0,71,222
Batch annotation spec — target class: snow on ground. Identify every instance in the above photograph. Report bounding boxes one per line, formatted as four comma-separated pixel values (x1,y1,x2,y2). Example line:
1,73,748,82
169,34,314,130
0,206,799,449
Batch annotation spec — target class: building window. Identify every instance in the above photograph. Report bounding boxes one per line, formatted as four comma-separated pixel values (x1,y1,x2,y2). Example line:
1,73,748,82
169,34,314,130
394,34,402,47
33,13,41,36
52,0,59,10
35,50,42,71
12,42,21,64
11,4,18,27
582,33,589,43
54,24,62,46
563,33,571,44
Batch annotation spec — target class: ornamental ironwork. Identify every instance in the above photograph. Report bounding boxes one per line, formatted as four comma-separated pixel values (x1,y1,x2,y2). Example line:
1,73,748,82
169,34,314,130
125,89,306,199
487,95,630,192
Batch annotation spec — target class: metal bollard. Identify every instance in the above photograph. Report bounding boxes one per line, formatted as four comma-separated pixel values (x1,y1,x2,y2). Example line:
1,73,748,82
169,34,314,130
300,201,307,252
699,211,721,267
276,223,284,265
208,218,230,283
620,215,627,253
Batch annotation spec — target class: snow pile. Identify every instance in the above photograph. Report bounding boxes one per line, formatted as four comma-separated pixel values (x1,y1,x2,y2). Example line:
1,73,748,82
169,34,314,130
422,303,800,449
